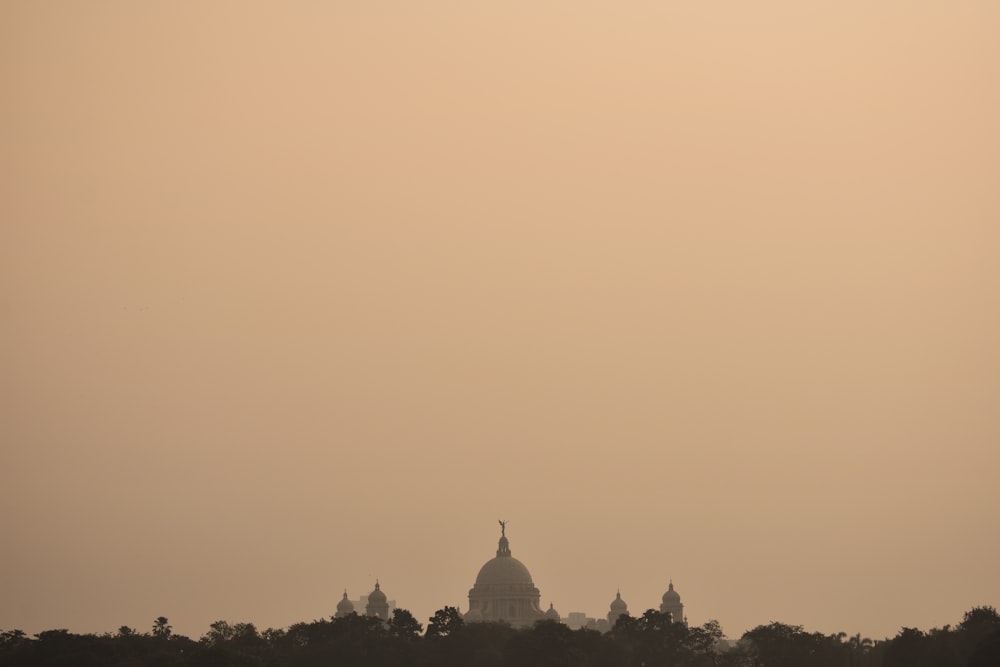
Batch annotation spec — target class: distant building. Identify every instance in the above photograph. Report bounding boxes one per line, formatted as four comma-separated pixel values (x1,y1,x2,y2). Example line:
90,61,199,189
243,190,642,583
334,523,690,633
608,590,629,628
335,590,355,618
660,580,686,625
465,522,546,628
563,612,592,630
365,581,390,620
567,583,685,634
336,587,397,620
563,611,611,632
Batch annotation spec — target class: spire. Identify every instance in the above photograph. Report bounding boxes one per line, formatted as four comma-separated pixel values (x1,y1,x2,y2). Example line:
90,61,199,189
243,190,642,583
375,579,381,591
342,589,348,600
496,521,511,557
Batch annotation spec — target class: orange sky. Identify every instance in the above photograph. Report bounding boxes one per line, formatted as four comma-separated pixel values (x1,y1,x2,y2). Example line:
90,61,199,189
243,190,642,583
2,0,998,641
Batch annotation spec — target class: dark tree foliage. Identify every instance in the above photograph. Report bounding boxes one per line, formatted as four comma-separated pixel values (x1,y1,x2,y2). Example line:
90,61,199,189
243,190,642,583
606,610,724,667
738,621,850,667
0,605,997,667
0,622,199,667
425,606,464,639
426,620,515,667
152,617,172,638
503,620,620,667
388,608,423,640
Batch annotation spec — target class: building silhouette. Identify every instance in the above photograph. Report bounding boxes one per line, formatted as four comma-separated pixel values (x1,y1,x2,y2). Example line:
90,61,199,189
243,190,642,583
365,580,390,620
335,590,354,618
336,586,397,620
463,524,688,631
464,523,546,627
608,590,629,627
335,523,687,632
660,580,685,625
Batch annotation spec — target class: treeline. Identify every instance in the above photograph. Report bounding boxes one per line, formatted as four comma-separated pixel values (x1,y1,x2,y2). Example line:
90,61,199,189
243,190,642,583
1,605,997,667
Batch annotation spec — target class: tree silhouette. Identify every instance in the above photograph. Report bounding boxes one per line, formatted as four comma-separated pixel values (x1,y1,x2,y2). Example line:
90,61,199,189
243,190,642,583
388,608,423,639
1,603,999,667
426,606,465,639
152,616,172,638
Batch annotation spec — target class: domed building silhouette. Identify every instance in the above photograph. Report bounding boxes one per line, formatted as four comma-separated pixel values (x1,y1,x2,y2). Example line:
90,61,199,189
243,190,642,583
366,580,390,620
608,590,628,627
332,523,692,632
336,584,397,621
335,590,355,618
465,522,545,628
660,580,685,625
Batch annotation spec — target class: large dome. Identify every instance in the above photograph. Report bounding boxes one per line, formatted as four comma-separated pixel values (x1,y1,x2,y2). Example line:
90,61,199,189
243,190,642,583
466,523,545,628
475,555,535,587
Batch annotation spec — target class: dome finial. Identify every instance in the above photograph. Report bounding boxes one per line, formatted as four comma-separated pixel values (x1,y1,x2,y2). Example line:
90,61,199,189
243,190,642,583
496,520,511,557
375,579,380,591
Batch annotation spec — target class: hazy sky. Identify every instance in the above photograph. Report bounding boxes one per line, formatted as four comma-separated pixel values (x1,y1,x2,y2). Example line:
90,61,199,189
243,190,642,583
2,0,998,642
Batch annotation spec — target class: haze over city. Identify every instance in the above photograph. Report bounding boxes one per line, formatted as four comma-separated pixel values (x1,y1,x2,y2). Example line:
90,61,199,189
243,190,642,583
2,0,998,645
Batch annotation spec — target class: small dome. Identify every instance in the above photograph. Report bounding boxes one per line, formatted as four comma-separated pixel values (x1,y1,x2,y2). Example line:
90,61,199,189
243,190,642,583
337,590,355,613
369,581,387,603
545,603,560,620
662,581,680,603
610,591,628,611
